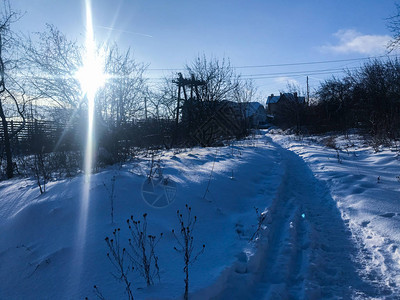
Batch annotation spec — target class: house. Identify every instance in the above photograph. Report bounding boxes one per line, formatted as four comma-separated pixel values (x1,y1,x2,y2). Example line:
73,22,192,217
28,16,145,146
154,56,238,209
182,100,267,129
241,102,267,127
219,101,267,128
266,92,305,119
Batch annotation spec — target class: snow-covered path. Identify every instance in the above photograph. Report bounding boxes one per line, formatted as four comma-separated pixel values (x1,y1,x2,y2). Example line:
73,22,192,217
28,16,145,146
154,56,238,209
205,137,381,300
1,132,399,299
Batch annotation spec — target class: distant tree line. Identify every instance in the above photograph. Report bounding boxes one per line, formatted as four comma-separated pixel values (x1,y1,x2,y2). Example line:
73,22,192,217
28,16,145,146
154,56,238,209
309,59,400,139
272,58,400,141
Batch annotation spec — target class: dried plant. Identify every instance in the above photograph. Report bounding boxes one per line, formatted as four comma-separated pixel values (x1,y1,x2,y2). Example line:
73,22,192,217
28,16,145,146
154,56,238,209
249,207,267,242
104,228,134,300
126,213,162,286
103,175,117,223
172,205,205,300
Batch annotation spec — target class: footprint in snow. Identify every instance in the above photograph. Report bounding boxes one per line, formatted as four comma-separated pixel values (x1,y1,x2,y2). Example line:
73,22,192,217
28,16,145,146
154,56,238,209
361,220,370,227
380,213,395,218
352,187,364,194
171,155,180,161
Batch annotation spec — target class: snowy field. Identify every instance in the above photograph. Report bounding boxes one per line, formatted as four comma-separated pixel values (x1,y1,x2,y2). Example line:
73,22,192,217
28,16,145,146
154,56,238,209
0,131,399,299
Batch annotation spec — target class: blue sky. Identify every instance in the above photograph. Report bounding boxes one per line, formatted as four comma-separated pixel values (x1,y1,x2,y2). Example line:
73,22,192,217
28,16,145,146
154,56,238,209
12,0,398,99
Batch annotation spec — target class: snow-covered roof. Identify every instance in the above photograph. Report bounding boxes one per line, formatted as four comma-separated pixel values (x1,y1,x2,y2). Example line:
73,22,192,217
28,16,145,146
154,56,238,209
266,93,306,105
218,100,265,117
244,102,265,117
266,95,281,104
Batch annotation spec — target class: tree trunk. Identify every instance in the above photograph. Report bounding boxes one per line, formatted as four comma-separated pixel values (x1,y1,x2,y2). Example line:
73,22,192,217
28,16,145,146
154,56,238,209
0,102,13,178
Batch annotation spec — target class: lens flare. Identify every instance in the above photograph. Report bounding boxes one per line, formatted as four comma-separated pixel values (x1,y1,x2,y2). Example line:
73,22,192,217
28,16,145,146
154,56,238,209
77,0,106,176
69,0,106,295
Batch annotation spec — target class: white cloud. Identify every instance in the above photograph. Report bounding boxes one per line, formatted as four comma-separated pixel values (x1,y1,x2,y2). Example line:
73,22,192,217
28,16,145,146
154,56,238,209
274,76,300,86
321,29,391,55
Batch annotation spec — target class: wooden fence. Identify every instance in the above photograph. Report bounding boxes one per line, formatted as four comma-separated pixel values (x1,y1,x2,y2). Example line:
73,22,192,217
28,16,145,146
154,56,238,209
0,120,79,153
0,118,180,155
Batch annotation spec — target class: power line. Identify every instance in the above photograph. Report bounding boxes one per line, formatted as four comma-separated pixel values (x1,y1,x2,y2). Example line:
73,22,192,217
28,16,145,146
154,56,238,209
142,55,400,83
146,54,399,71
247,70,354,80
144,67,360,82
240,67,359,78
233,54,398,69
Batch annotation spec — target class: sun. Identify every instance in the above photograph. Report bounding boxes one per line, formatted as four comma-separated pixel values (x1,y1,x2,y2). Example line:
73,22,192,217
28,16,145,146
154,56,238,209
76,0,106,100
69,0,106,294
75,0,107,177
76,36,106,100
76,49,106,100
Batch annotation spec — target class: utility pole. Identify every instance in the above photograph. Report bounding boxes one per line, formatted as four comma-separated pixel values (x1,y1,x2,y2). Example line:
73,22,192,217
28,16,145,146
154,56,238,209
144,96,148,121
174,73,183,127
307,76,310,106
172,73,206,146
173,73,206,125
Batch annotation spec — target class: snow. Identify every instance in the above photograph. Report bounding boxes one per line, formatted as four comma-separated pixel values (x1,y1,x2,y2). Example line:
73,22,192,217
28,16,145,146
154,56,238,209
0,131,399,299
266,95,280,104
270,133,400,298
244,102,265,118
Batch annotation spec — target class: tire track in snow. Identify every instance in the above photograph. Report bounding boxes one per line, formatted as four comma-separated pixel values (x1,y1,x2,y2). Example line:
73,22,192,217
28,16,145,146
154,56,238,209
270,142,380,299
250,153,308,299
206,138,380,300
286,208,309,298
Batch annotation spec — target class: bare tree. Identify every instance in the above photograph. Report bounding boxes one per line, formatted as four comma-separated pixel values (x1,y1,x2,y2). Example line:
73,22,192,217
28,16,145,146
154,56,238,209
285,81,306,97
232,78,258,128
157,55,254,146
387,3,400,52
156,78,179,120
23,24,83,115
143,88,161,120
99,44,147,127
185,55,240,103
159,55,248,122
233,79,257,104
0,0,25,178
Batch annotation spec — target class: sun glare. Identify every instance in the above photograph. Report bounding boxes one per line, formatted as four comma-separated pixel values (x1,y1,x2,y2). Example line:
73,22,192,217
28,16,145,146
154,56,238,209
76,46,106,101
76,0,106,98
70,0,106,296
75,0,107,177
